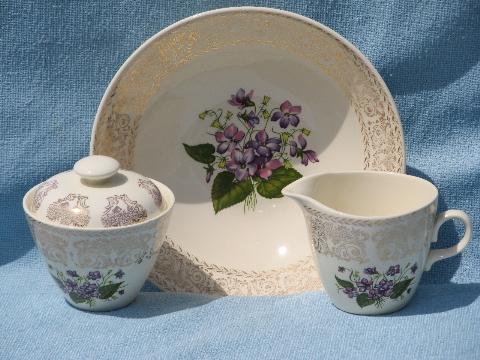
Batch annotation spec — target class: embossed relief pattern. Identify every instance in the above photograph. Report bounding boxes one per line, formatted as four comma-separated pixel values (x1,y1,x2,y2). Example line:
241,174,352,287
32,225,69,265
46,194,90,227
371,216,433,261
304,211,369,263
303,205,436,263
25,212,170,269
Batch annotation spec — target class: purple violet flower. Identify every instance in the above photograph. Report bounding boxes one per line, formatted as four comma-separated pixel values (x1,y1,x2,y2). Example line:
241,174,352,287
76,282,99,299
343,287,359,298
87,271,101,281
64,279,77,293
258,159,282,180
227,148,257,181
246,130,282,158
386,265,401,276
356,278,373,292
66,270,79,278
289,134,319,166
215,124,245,154
271,100,302,128
244,111,260,128
410,263,418,274
205,167,214,183
114,270,125,279
367,288,380,300
364,267,378,275
228,88,254,109
375,279,394,297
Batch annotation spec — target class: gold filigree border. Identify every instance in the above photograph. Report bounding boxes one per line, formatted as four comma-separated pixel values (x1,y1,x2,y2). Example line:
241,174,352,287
150,237,322,296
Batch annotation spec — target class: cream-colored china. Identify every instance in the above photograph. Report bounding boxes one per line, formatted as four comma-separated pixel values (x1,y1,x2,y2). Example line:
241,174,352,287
283,171,472,315
23,156,174,311
31,155,163,228
90,7,405,296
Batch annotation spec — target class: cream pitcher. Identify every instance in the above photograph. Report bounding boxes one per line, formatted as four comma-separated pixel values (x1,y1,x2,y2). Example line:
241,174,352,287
282,171,472,315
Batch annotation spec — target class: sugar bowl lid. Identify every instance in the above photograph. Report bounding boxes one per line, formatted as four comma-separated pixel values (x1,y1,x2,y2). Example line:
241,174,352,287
30,155,163,228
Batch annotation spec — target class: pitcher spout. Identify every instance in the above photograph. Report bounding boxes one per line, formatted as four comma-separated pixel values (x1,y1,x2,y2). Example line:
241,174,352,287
281,174,326,211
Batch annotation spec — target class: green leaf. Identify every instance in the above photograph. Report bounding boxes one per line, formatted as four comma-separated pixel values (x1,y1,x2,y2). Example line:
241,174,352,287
256,167,302,199
390,278,414,299
183,143,215,164
211,172,253,213
69,292,86,304
98,282,123,299
356,293,376,308
245,98,255,107
198,111,207,120
335,275,354,289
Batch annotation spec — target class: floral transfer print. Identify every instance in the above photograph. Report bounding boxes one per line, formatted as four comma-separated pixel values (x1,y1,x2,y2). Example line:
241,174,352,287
183,88,318,213
46,193,90,227
32,179,58,211
101,194,147,227
51,268,126,307
335,263,417,309
138,178,162,207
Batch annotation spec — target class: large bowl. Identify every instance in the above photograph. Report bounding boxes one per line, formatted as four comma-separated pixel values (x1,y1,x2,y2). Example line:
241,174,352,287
90,7,405,295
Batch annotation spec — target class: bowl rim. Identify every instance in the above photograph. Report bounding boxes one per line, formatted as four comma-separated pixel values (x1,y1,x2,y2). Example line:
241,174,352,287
23,178,175,232
88,5,405,171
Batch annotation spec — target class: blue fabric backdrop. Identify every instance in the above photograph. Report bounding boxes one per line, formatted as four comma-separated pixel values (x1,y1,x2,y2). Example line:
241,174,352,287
1,1,479,359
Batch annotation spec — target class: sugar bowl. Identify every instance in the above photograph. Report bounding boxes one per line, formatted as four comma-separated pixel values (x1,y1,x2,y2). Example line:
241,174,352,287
23,155,175,311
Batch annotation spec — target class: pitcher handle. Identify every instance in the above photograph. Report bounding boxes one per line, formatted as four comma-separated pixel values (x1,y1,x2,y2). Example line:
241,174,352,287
424,210,472,271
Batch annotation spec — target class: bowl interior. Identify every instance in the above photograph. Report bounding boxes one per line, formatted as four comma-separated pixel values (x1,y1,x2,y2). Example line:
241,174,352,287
91,8,404,273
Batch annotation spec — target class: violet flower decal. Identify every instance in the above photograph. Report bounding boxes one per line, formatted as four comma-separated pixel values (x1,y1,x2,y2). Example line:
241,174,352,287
289,134,319,166
66,270,79,278
51,268,126,308
335,263,417,309
364,267,378,275
215,124,245,154
227,149,257,181
183,88,319,214
386,265,400,276
241,111,260,128
410,263,418,274
271,100,302,128
87,271,101,280
228,88,254,109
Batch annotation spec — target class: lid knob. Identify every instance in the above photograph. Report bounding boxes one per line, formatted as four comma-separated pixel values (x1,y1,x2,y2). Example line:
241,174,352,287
74,155,120,181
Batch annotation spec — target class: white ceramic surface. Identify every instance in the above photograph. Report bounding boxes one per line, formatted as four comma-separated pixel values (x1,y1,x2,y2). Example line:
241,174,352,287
31,155,163,228
90,7,405,295
282,172,472,315
23,159,175,311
